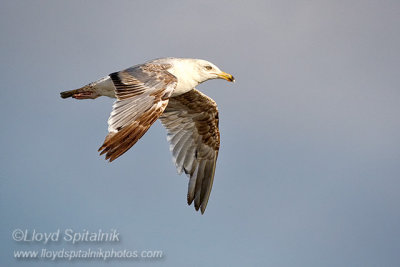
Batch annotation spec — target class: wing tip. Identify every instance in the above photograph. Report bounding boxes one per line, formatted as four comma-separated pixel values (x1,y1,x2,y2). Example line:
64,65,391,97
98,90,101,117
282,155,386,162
187,193,207,214
187,198,207,214
200,206,206,214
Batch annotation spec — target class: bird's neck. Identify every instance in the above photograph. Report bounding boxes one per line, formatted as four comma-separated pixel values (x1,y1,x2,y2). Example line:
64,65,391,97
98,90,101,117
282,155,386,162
168,61,201,97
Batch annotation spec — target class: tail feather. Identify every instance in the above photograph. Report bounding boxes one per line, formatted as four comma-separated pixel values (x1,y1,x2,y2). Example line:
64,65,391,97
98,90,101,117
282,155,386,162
60,76,115,100
60,89,80,99
60,85,99,100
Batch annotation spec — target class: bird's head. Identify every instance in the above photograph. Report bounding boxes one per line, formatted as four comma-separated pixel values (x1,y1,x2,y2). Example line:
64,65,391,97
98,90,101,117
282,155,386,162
193,59,235,83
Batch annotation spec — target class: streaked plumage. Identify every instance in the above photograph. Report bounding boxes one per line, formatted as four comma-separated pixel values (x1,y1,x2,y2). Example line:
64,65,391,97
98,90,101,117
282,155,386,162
60,57,234,214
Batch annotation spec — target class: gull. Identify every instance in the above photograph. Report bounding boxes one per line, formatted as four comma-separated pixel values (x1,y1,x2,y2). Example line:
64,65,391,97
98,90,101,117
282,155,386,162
60,57,234,213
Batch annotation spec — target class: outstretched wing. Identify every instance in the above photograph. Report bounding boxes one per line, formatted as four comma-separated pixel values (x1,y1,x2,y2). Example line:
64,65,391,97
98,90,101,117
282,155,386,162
159,89,220,214
99,63,177,162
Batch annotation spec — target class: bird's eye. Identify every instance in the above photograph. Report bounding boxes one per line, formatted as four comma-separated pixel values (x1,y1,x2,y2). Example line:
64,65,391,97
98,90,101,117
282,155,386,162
204,65,213,71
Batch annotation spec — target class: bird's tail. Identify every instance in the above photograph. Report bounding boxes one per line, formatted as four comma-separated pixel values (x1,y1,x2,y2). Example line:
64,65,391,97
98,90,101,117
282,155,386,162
60,76,115,100
60,88,81,99
60,84,100,99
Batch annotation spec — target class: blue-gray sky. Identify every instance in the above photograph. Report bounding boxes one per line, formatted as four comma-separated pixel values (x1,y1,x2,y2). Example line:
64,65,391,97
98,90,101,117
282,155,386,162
1,0,400,266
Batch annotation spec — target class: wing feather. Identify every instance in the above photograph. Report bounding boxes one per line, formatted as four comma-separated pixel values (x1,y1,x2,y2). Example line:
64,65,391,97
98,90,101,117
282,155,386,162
159,89,220,214
98,63,177,162
194,160,207,209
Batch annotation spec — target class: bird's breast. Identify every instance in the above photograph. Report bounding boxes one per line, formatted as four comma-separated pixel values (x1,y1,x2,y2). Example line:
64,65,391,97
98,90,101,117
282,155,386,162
171,77,198,97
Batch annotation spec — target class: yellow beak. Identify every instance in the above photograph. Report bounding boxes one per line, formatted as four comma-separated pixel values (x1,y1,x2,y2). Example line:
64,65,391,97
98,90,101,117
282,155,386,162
218,72,235,82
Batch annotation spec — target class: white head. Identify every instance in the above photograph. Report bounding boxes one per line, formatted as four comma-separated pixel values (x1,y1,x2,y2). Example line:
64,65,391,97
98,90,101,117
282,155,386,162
157,58,234,95
187,59,235,83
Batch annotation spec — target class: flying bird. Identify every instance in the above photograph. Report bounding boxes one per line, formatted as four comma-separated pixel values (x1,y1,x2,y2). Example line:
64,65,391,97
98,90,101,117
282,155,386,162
60,57,234,214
